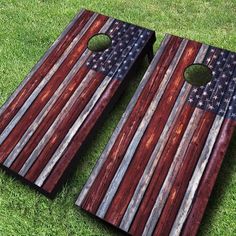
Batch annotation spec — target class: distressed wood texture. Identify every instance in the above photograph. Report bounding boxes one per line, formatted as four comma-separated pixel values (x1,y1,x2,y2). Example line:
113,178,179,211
76,34,236,236
0,9,156,198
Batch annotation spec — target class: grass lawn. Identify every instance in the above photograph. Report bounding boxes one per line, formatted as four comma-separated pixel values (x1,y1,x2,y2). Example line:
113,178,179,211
0,0,235,235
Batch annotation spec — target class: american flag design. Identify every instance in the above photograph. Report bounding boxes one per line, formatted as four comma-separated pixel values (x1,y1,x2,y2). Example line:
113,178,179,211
0,9,155,197
76,34,236,236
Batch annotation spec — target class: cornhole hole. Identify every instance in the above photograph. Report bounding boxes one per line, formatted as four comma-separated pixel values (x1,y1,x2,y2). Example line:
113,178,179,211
76,34,236,236
0,9,155,198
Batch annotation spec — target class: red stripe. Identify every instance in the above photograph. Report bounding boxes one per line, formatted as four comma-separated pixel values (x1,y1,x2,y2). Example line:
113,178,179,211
10,65,90,172
153,111,216,236
0,14,108,164
10,18,122,172
81,36,183,213
42,79,122,194
0,10,93,134
129,104,194,235
181,119,236,236
104,41,201,226
24,71,105,182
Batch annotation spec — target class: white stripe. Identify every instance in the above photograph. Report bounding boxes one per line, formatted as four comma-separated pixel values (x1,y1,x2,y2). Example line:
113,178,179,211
142,108,203,236
143,49,234,236
0,13,99,145
119,44,209,231
17,18,116,176
18,69,96,176
3,17,115,167
34,74,113,187
76,34,172,206
96,39,189,218
3,49,91,168
0,9,86,117
34,26,144,187
170,70,236,236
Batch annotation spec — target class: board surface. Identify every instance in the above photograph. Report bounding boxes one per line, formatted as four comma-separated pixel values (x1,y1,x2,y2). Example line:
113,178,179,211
76,34,236,236
0,9,155,197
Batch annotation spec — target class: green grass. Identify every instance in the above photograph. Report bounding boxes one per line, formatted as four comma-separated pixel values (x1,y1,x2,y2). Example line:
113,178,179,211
0,0,235,235
184,64,213,86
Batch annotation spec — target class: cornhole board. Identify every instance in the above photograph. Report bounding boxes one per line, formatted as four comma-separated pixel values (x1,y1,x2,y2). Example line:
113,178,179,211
0,9,155,198
77,34,236,236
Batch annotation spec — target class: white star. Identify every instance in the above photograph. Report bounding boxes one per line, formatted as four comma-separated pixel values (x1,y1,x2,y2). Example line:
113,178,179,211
198,101,204,106
208,105,214,110
232,113,236,118
229,106,233,110
196,95,200,99
220,51,224,56
203,91,208,96
193,88,198,93
217,102,221,106
213,55,217,59
212,71,216,76
188,98,193,103
219,109,225,114
218,85,223,89
233,95,236,100
213,95,218,100
226,64,231,68
222,74,226,78
224,98,230,103
233,77,236,82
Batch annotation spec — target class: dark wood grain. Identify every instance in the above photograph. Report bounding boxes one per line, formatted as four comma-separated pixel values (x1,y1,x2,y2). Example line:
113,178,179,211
81,36,183,213
0,9,155,197
0,10,93,134
104,40,201,226
76,34,236,236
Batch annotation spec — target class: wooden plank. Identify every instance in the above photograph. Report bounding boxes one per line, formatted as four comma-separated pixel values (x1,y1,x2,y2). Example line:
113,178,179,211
77,34,236,235
103,40,201,226
144,51,234,236
76,34,172,207
0,9,156,197
0,9,94,134
7,18,119,172
42,26,154,193
81,36,183,213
